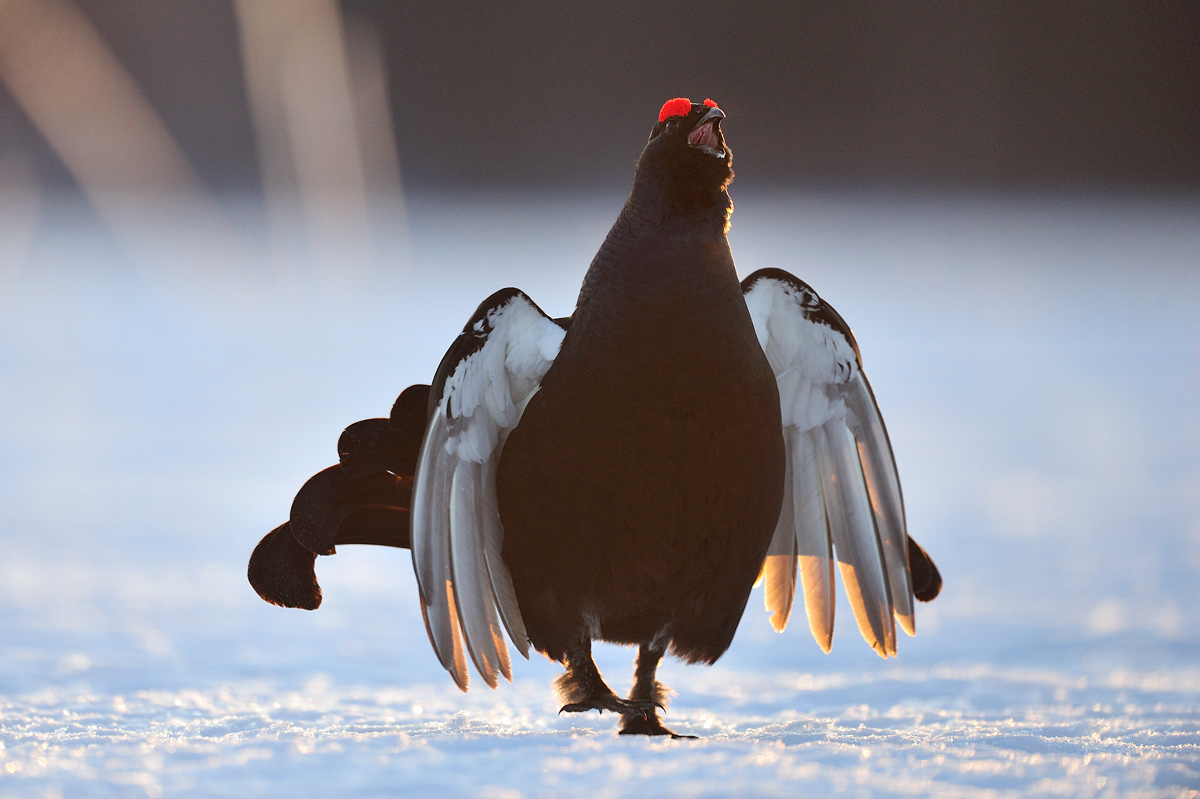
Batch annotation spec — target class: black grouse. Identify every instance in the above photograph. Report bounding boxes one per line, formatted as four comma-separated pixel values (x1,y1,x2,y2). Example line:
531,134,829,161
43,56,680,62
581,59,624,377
249,97,942,738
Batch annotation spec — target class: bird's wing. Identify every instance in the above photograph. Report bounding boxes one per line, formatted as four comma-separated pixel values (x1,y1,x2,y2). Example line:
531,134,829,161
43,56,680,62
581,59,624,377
742,268,913,658
412,288,567,690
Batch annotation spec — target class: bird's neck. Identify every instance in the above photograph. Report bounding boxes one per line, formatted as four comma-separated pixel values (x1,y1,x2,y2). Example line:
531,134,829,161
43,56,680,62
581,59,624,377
622,171,733,234
574,181,736,313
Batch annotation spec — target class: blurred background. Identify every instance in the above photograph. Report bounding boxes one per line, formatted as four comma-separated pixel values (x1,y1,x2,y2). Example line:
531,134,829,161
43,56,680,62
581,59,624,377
2,0,1197,280
5,0,1200,193
0,3,1198,794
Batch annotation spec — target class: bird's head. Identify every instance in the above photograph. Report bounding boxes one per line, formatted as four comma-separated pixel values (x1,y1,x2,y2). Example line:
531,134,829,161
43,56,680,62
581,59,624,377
634,97,734,220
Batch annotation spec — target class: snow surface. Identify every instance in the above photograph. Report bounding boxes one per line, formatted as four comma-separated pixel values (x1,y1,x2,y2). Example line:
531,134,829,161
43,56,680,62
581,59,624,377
1,191,1198,797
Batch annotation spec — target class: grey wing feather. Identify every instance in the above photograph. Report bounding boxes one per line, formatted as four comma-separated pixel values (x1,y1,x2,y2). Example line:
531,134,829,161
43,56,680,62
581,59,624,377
845,372,915,635
412,413,468,688
411,290,564,689
790,425,836,652
761,440,798,633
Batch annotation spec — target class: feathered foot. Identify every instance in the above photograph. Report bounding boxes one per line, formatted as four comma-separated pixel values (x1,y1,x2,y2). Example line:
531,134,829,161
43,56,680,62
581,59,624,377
617,644,697,739
556,640,660,719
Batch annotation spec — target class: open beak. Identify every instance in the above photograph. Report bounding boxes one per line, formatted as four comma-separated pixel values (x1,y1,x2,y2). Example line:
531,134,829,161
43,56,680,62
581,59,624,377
688,106,726,158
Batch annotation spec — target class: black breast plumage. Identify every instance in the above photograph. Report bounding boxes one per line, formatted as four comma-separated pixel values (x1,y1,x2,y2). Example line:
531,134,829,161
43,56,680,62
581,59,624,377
497,209,785,665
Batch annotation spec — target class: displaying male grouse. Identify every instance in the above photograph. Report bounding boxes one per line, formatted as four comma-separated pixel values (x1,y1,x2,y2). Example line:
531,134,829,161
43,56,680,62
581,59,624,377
249,97,942,738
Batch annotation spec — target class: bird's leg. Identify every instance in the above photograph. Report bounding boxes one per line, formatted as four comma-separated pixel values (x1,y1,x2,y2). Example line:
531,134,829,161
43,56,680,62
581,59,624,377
556,639,659,718
619,644,697,738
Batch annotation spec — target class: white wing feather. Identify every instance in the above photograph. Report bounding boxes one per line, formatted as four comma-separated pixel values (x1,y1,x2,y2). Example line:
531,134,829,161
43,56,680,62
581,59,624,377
791,425,835,652
761,440,797,633
744,273,913,657
412,292,564,690
845,373,914,635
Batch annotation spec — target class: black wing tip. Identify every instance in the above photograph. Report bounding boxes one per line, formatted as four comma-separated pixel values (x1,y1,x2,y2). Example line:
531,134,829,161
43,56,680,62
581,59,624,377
457,288,543,351
741,267,812,294
907,536,942,603
472,286,530,316
248,523,323,610
468,287,563,328
740,267,861,363
431,287,559,408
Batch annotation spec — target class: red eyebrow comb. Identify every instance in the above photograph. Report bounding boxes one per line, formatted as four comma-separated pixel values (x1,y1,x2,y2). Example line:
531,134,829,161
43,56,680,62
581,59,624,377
658,97,692,122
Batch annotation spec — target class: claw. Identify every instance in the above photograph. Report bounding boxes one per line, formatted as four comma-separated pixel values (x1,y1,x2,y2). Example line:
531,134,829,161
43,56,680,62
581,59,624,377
619,713,698,738
559,697,657,719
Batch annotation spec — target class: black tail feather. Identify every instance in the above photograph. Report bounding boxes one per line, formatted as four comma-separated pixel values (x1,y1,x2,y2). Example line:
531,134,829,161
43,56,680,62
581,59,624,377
289,466,412,555
390,383,431,432
333,504,412,548
907,536,942,602
248,502,412,611
337,419,404,479
248,523,322,610
336,385,429,479
249,383,433,610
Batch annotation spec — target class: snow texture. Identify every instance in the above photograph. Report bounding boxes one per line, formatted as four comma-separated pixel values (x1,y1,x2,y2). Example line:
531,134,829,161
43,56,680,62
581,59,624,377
1,192,1198,797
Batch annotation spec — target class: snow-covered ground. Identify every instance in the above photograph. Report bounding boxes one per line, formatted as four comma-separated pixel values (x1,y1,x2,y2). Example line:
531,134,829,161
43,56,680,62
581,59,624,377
1,191,1198,797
